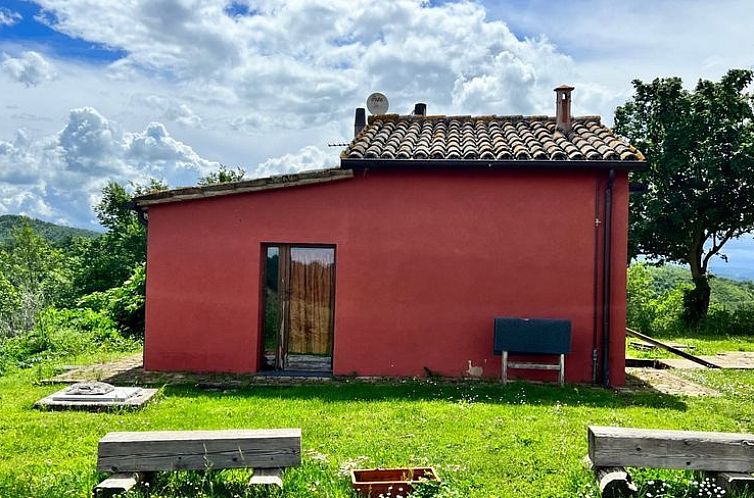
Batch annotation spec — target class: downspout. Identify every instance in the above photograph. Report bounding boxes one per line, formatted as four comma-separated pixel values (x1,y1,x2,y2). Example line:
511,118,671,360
591,178,601,384
601,169,615,387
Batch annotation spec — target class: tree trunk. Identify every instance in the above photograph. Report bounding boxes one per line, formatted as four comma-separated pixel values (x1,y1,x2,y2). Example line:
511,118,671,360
685,245,711,325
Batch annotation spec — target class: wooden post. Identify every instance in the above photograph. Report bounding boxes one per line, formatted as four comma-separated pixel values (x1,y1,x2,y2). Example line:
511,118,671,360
558,354,565,386
595,467,637,498
501,351,508,384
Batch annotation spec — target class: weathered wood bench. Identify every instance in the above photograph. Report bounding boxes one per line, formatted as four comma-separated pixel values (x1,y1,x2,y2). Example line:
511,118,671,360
94,428,301,496
588,426,754,497
493,317,572,386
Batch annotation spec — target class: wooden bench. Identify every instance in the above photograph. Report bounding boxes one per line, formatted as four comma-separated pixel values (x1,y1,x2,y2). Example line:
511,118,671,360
493,317,571,386
588,426,754,497
94,428,301,496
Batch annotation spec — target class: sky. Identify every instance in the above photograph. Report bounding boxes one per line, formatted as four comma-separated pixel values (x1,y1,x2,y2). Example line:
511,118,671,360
0,0,753,278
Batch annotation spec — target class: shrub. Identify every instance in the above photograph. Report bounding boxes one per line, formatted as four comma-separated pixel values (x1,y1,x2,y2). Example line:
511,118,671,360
79,263,145,338
0,307,138,373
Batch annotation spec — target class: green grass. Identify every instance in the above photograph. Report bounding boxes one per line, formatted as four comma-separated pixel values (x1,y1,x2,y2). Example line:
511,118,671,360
2,354,754,498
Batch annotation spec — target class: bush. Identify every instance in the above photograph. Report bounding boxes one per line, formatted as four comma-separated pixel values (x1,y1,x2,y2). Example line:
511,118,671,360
79,263,146,338
0,307,138,373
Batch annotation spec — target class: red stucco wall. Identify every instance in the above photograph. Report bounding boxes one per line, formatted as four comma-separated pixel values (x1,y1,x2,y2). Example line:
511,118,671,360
144,168,629,385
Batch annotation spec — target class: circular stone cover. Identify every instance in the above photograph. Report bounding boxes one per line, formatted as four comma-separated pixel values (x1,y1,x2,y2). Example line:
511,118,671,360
64,381,116,396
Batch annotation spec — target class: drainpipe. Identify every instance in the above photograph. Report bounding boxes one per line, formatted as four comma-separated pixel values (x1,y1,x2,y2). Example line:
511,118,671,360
591,178,601,384
601,169,615,387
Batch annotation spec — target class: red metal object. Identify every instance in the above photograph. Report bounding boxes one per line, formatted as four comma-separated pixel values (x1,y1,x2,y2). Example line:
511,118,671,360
351,467,439,496
143,169,629,385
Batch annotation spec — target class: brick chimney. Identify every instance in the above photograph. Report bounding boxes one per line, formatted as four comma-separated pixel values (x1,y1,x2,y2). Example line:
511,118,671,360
554,85,574,133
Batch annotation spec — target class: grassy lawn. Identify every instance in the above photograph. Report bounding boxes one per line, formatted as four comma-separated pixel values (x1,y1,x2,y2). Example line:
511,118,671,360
2,354,754,498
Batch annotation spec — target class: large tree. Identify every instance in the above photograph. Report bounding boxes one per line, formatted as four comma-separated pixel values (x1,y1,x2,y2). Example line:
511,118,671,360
615,69,754,323
73,179,166,295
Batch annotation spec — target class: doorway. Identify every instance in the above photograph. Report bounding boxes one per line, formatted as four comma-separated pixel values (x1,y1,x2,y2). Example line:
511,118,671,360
261,244,335,372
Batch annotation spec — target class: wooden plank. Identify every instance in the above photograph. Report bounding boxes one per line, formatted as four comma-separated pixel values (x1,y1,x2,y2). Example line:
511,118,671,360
507,362,561,371
626,328,719,369
588,426,754,472
594,466,637,498
97,429,301,473
249,468,283,488
93,472,141,497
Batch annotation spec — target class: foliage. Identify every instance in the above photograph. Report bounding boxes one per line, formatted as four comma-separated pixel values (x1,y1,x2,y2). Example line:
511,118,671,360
0,214,98,246
0,223,75,335
79,264,146,338
0,307,138,374
198,165,246,185
615,69,754,322
627,262,754,337
72,179,165,295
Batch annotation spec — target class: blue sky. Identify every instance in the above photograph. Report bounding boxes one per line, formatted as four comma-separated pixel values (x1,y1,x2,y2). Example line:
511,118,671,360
0,0,753,279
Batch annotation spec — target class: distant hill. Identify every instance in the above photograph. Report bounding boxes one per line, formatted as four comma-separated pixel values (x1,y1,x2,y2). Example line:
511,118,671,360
0,215,100,245
643,263,754,310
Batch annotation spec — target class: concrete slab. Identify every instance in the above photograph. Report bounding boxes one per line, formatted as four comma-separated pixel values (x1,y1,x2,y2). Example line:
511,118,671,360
35,387,158,411
624,367,720,397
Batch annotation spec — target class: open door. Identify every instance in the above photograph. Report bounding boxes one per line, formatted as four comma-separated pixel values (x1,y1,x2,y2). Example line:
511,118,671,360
262,245,335,372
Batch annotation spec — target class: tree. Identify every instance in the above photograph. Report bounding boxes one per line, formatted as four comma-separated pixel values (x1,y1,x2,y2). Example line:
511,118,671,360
198,165,246,185
615,69,754,323
0,223,73,334
73,179,166,295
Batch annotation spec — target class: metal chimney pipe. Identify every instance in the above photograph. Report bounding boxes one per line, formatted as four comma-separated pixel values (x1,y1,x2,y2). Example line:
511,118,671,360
354,107,366,137
554,85,575,133
414,103,427,116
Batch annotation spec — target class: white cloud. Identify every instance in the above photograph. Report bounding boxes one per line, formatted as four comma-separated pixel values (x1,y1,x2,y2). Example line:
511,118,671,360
253,145,338,178
1,51,57,87
32,0,572,122
131,95,204,128
0,107,220,227
0,7,22,27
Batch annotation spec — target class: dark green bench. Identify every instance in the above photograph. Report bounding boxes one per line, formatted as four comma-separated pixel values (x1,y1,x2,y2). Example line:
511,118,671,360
493,317,572,386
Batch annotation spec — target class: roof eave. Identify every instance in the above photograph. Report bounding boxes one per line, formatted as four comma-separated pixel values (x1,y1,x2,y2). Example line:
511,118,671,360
133,168,353,208
340,158,647,172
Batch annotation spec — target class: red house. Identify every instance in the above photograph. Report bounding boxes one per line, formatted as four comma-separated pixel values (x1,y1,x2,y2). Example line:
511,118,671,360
133,86,644,386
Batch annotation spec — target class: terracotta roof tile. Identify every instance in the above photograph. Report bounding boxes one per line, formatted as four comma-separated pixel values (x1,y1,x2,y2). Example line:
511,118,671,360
342,114,644,164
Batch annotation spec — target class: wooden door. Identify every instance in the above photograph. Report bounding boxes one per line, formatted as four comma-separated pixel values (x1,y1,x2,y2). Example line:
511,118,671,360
261,245,335,372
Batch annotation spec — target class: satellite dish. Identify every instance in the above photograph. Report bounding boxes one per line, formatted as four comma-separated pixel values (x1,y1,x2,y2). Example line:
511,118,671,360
366,92,389,115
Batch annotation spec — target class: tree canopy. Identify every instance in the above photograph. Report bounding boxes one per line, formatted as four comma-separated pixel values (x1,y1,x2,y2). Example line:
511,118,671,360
615,69,754,322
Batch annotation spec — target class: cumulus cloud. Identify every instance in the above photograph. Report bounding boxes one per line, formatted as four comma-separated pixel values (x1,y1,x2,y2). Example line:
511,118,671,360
253,145,338,178
131,95,204,128
1,51,57,87
0,108,220,226
0,7,22,27
33,0,574,123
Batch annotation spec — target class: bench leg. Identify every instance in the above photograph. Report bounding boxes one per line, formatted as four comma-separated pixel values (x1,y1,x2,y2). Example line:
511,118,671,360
93,472,142,497
249,468,283,488
501,351,508,384
559,354,565,386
